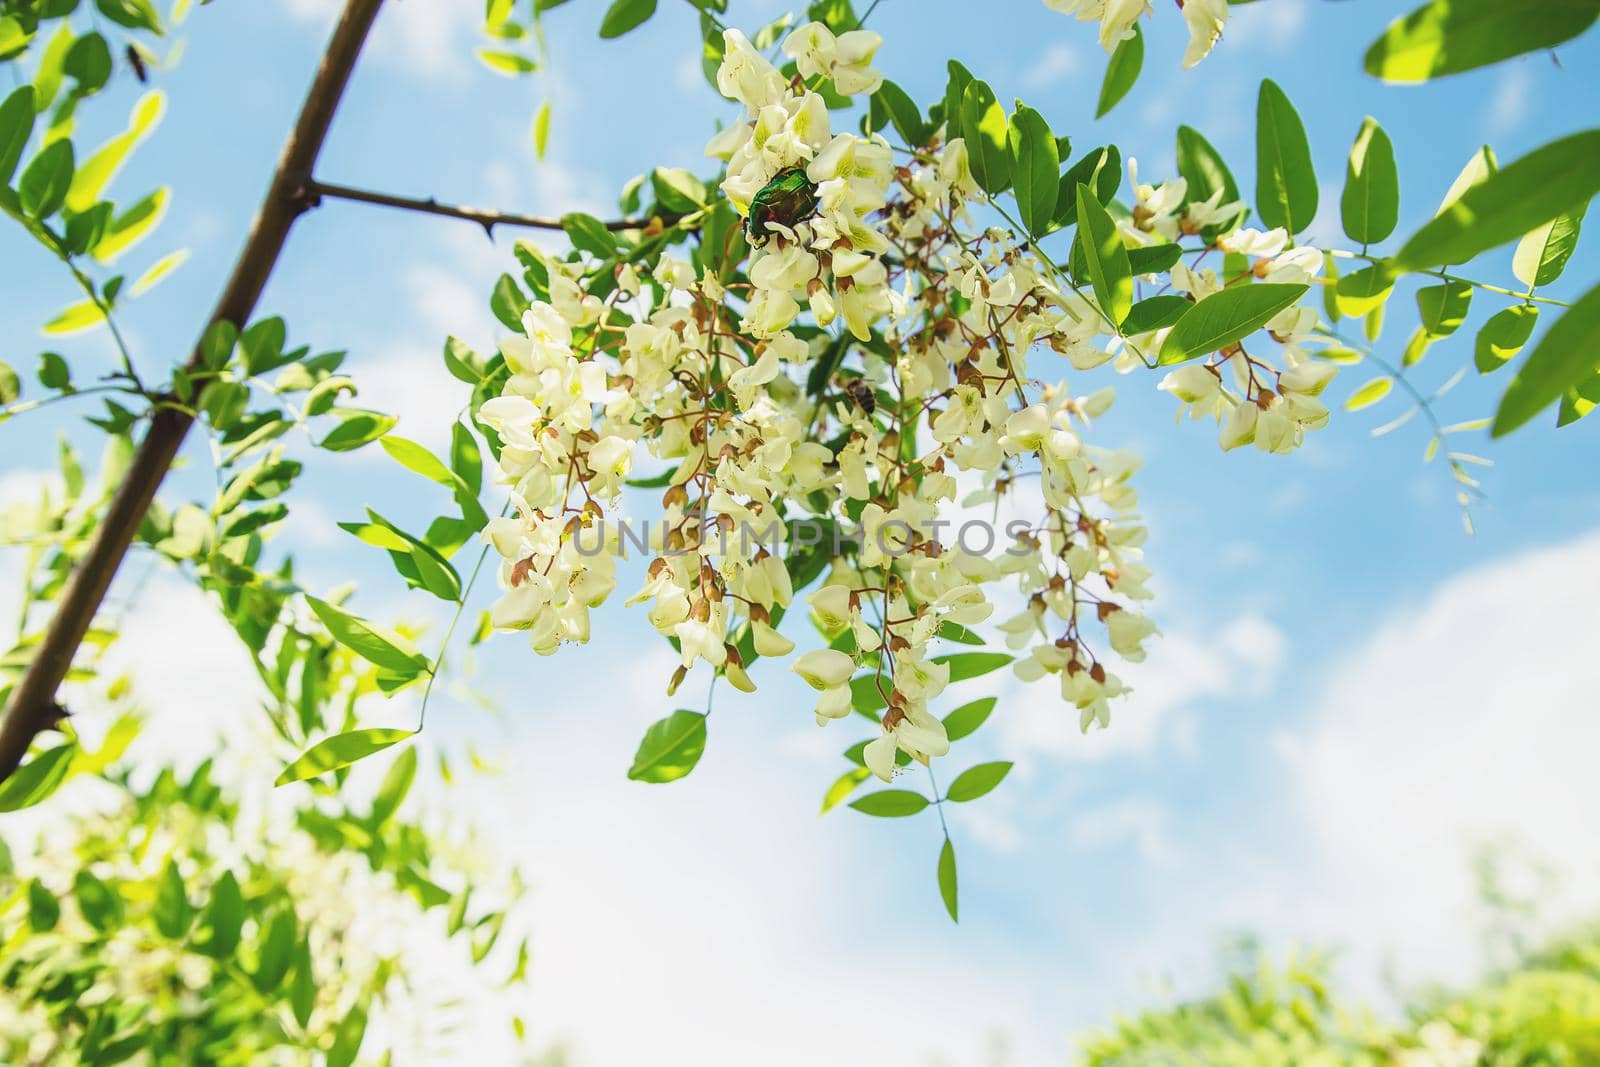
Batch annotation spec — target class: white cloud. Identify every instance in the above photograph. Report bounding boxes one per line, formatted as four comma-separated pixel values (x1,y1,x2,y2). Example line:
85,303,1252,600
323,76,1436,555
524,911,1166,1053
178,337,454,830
1485,64,1533,137
1223,0,1308,55
284,0,479,79
1069,798,1180,867
1270,529,1600,988
1023,42,1080,91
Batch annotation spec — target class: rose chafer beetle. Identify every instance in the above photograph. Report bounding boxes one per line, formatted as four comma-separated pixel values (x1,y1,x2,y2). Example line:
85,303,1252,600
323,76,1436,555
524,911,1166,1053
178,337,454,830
744,166,820,246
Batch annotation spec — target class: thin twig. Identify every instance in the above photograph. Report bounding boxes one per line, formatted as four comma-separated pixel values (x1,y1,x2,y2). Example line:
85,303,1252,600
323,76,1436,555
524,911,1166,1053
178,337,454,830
305,179,667,237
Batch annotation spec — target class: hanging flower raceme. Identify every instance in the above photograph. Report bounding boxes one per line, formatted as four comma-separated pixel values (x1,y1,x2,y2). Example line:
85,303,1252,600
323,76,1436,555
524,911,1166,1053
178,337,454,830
467,15,1343,828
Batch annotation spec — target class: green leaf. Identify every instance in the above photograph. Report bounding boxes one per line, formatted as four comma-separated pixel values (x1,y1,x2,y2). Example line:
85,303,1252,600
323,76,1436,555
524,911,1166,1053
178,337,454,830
937,837,958,922
27,879,60,932
1158,283,1308,364
19,138,74,218
1176,124,1241,217
650,167,707,213
943,697,997,742
443,335,483,383
96,0,163,33
1345,375,1394,411
1493,281,1600,436
380,436,488,530
1076,183,1132,327
0,86,35,186
317,408,395,452
1122,294,1192,335
153,859,192,939
74,870,122,932
291,942,316,1027
304,595,429,675
1008,104,1058,238
1396,131,1600,270
239,315,286,374
253,908,298,992
1364,0,1600,82
93,187,168,262
1053,145,1120,230
850,673,889,716
1558,369,1600,427
1095,23,1143,118
945,760,1012,802
1513,208,1585,289
820,766,870,813
369,746,417,826
533,99,552,159
490,272,530,331
65,89,163,213
64,32,113,93
874,79,927,148
200,871,244,957
1254,79,1318,234
599,0,657,38
477,49,538,75
960,78,1011,195
1127,243,1183,275
130,249,188,295
627,709,707,783
451,420,483,495
942,60,973,142
934,651,1013,682
328,1000,368,1067
0,743,75,811
936,621,984,645
848,789,929,817
38,351,71,389
0,360,19,405
1475,305,1539,373
1416,280,1472,337
562,211,618,258
1334,261,1400,317
1341,117,1399,245
276,729,415,786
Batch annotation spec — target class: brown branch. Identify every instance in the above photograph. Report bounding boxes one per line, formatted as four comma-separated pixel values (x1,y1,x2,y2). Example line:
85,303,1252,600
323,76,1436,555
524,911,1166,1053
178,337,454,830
305,179,663,236
0,0,388,786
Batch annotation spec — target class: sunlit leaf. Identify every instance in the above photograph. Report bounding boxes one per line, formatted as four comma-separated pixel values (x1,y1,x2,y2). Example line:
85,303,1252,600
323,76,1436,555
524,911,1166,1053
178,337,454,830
1493,281,1600,435
626,709,707,783
1159,283,1308,364
1255,79,1317,234
1364,0,1600,82
1096,23,1143,118
276,728,415,786
1341,116,1398,245
945,760,1012,802
1396,131,1600,269
849,789,929,817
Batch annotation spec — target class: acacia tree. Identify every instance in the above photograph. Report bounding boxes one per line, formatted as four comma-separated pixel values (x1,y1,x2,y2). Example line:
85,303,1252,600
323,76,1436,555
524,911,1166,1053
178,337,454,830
1,0,1598,980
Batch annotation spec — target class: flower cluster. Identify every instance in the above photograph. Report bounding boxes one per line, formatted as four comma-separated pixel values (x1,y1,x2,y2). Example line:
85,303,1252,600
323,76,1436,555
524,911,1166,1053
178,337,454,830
473,18,1334,786
1158,226,1338,455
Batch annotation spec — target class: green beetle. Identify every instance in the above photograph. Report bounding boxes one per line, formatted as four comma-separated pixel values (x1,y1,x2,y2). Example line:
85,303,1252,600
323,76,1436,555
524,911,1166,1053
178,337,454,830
744,166,821,246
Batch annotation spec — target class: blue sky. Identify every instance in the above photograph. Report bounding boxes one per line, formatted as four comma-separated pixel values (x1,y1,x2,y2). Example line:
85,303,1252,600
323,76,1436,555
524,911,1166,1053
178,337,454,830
5,0,1600,1062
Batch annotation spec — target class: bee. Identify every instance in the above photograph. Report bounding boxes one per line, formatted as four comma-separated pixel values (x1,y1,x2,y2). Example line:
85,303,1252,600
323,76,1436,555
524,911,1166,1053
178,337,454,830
744,166,820,247
842,377,876,416
126,45,148,84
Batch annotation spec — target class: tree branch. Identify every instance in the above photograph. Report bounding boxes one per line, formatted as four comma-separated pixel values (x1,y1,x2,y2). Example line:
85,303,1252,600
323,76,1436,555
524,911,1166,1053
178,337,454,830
305,179,662,236
0,0,388,786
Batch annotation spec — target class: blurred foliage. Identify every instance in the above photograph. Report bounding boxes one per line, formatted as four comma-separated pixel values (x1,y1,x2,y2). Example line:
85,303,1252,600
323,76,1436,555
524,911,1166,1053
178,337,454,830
1077,928,1600,1067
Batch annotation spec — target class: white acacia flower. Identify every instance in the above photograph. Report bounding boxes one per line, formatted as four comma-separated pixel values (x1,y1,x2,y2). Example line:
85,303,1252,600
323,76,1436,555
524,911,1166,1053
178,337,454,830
1181,0,1228,67
792,648,855,690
